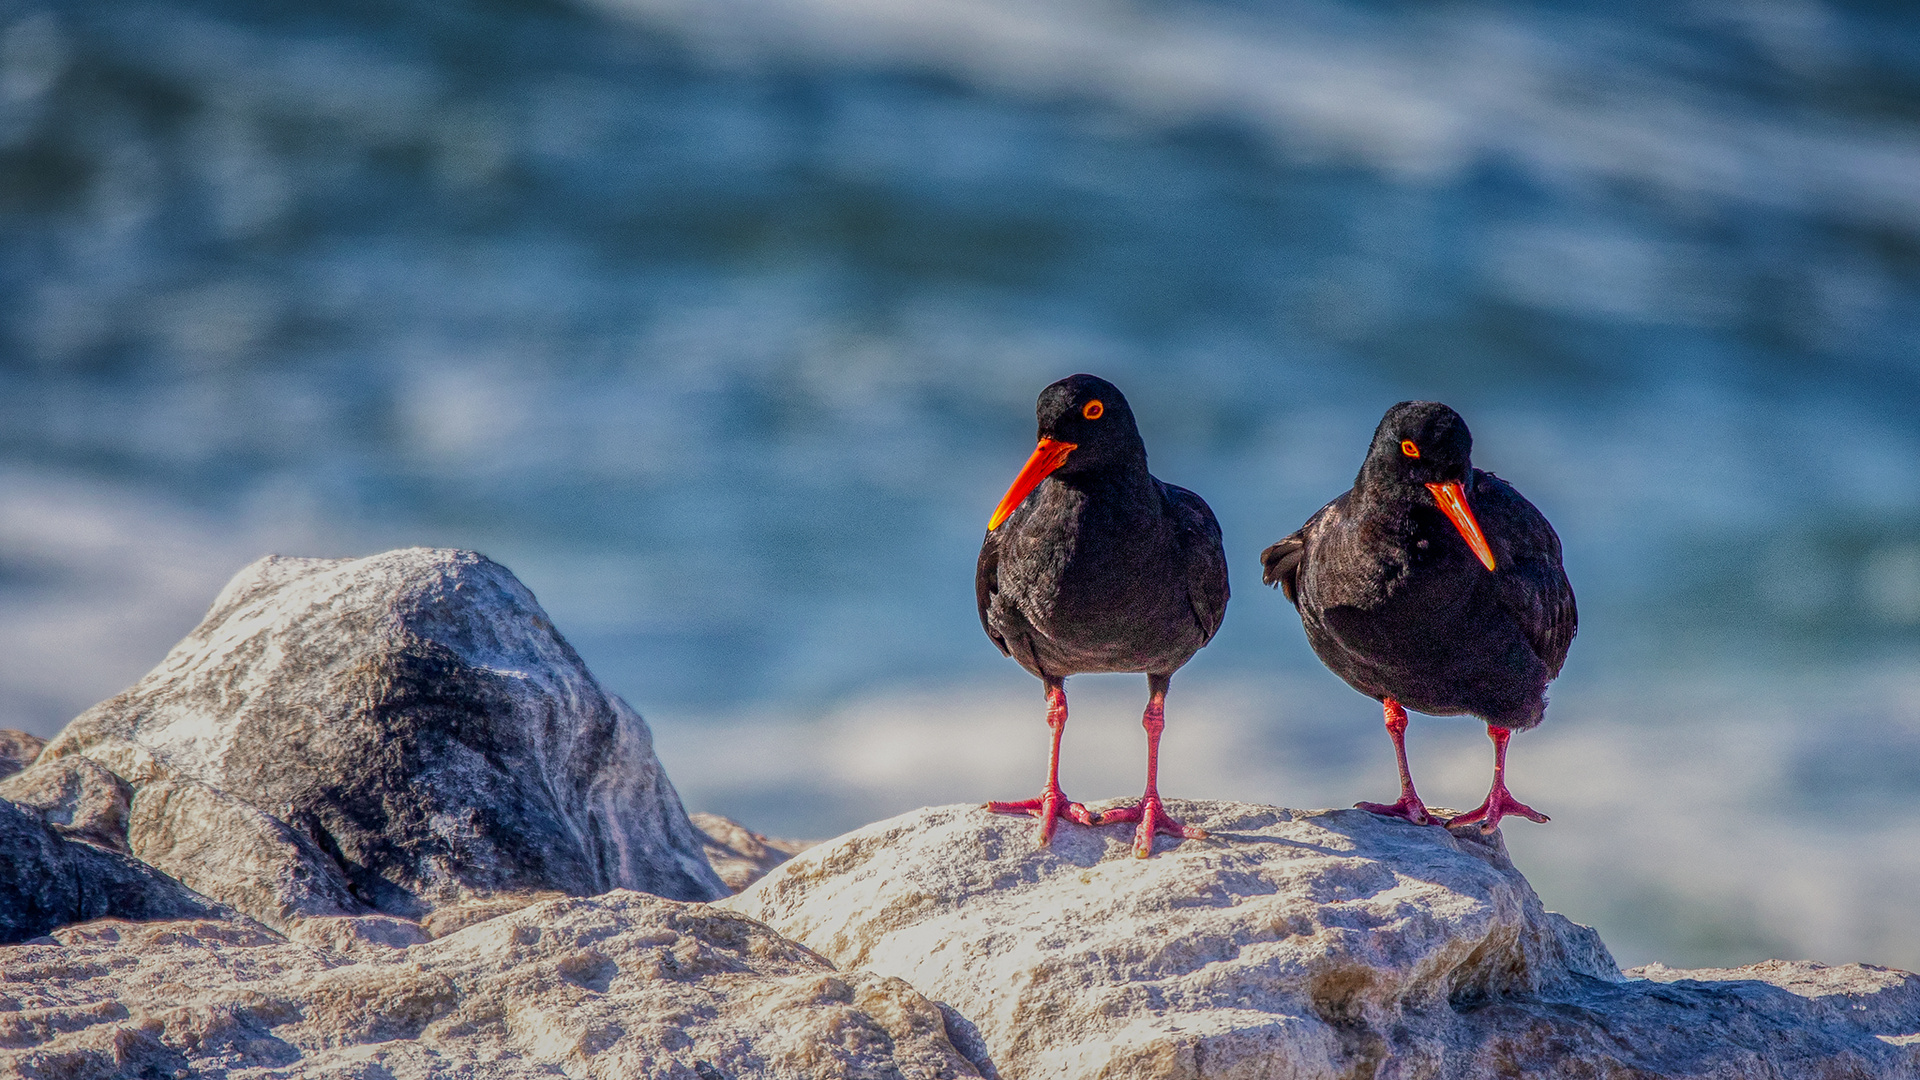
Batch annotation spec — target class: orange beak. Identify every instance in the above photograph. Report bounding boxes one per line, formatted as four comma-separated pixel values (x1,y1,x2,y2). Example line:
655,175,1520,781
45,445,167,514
988,438,1077,530
1426,481,1497,571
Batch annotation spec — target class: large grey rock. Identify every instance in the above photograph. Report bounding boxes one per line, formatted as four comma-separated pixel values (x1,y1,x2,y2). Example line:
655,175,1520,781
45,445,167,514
724,801,1920,1080
0,754,132,850
0,798,226,943
0,891,984,1079
40,547,727,915
0,729,44,780
128,777,368,931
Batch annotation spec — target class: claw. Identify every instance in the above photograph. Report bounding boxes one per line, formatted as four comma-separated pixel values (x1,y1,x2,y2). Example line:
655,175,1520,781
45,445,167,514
1444,787,1548,833
1100,796,1208,858
1354,793,1437,826
987,786,1095,844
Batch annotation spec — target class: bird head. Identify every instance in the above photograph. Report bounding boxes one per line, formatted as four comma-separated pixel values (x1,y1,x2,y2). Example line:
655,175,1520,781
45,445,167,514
1361,401,1496,571
988,374,1146,530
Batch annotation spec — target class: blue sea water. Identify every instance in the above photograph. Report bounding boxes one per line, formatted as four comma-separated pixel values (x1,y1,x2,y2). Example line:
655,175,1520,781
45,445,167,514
4,0,1920,968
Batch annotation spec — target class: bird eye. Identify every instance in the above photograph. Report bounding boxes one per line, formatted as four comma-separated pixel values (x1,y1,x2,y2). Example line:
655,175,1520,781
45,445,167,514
1082,400,1104,420
1400,439,1420,458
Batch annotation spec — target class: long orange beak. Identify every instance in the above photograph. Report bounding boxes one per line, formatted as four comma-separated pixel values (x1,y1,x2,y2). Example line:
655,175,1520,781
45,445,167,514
1426,481,1497,571
988,438,1076,530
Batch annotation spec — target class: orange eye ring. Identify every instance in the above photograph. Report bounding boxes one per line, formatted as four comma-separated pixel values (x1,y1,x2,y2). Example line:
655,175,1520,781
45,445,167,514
1400,439,1420,458
1082,400,1104,420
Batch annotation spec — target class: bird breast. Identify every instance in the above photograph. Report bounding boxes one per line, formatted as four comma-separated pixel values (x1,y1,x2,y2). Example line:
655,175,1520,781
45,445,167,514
1307,509,1497,638
1001,479,1192,648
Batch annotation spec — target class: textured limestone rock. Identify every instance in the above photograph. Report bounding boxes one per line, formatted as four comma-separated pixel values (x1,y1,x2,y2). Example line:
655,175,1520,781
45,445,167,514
0,730,44,780
1634,959,1920,1030
0,755,132,850
692,811,816,893
0,798,226,943
40,547,728,915
725,801,1920,1080
0,891,984,1079
418,889,568,938
128,777,368,931
286,913,431,960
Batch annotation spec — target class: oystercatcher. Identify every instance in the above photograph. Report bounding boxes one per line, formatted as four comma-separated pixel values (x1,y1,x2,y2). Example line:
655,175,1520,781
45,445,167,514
1261,401,1574,833
979,374,1228,857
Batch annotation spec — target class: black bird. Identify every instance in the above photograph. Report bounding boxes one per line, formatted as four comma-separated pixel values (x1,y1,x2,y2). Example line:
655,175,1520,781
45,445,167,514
1260,402,1575,832
978,374,1229,858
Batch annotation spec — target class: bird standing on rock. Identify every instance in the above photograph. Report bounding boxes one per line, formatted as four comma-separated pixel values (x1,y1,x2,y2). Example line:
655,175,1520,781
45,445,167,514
978,374,1228,858
1261,401,1574,833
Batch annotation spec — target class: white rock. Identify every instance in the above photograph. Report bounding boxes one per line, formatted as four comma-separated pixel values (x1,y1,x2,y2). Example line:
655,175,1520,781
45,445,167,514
39,547,728,915
0,754,132,850
418,888,569,938
286,913,431,960
0,730,45,780
692,811,816,893
723,801,1920,1079
0,891,984,1079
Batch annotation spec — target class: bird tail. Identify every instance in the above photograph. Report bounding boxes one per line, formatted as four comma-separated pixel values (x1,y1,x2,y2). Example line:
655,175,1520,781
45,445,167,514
1260,533,1306,606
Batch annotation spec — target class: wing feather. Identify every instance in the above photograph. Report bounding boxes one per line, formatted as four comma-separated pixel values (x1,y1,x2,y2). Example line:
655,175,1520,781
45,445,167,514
1161,481,1229,644
975,534,1011,657
1473,470,1577,677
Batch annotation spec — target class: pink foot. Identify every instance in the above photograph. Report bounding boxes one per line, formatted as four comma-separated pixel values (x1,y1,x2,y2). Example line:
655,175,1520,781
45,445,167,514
1445,784,1548,834
1097,796,1208,858
1355,793,1438,826
987,786,1095,844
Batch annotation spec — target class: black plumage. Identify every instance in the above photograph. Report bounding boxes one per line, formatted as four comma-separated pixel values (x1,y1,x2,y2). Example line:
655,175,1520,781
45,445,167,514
978,374,1227,857
1262,401,1574,831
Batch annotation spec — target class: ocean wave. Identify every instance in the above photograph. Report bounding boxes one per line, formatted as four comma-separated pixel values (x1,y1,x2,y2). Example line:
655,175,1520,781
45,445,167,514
588,0,1920,226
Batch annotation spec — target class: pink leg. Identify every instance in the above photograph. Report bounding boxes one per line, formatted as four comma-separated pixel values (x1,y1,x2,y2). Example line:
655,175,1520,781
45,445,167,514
987,678,1094,843
1355,699,1437,825
1446,725,1549,833
1097,674,1208,858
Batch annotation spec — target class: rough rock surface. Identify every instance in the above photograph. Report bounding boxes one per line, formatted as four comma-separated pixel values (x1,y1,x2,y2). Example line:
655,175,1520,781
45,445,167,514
1634,959,1920,1035
286,913,432,960
419,889,569,939
725,801,1920,1080
127,777,368,931
0,730,44,781
0,799,227,943
0,756,132,850
692,811,816,893
39,547,727,916
0,891,984,1079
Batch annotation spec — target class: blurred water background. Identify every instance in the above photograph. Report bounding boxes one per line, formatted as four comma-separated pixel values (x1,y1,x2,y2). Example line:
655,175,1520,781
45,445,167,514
5,0,1920,970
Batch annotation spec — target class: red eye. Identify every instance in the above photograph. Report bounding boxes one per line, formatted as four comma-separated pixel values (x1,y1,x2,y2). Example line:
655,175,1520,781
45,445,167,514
1083,400,1104,420
1400,440,1420,458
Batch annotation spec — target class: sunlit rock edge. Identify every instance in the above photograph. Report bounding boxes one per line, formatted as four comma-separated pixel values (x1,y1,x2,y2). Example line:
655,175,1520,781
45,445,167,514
720,800,1920,1079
